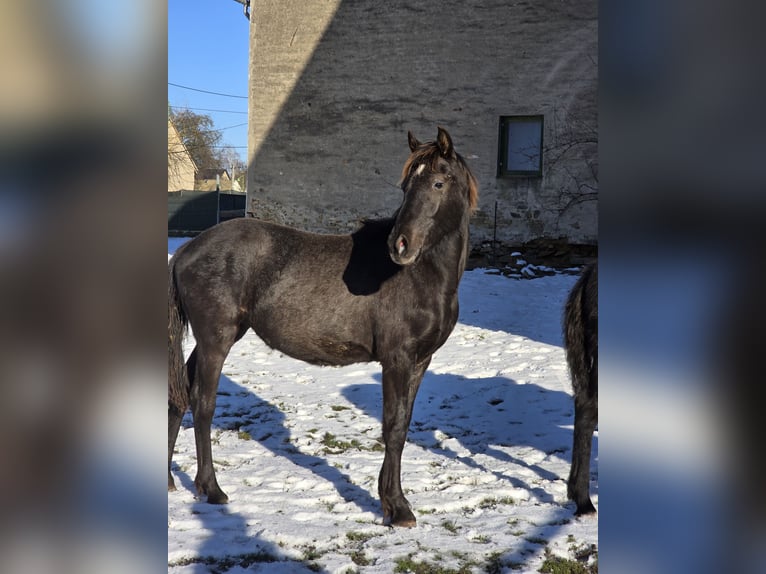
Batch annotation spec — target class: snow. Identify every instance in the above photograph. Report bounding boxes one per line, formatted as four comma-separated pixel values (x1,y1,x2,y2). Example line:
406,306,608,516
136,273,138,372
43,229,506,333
168,237,597,573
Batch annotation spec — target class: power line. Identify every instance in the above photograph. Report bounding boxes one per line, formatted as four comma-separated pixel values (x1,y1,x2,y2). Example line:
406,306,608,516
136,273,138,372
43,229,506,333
217,122,248,131
170,104,247,115
168,81,248,99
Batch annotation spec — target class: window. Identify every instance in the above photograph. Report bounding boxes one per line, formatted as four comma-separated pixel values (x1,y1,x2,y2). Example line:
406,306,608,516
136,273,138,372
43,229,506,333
497,115,544,177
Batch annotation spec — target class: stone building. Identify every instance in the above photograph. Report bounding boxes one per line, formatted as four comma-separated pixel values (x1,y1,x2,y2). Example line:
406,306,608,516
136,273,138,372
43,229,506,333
168,118,197,191
246,0,597,247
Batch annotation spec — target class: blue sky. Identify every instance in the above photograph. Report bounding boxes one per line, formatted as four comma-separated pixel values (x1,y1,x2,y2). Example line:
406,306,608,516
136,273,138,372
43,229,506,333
168,0,250,161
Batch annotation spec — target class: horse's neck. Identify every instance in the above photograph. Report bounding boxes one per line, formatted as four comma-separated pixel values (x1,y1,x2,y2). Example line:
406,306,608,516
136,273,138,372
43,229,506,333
421,218,470,289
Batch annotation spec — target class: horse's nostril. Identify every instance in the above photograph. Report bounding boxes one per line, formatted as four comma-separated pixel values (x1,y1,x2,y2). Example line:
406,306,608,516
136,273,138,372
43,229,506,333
396,235,408,256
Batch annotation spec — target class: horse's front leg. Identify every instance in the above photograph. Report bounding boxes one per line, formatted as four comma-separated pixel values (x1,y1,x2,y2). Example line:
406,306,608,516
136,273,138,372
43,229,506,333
378,356,430,527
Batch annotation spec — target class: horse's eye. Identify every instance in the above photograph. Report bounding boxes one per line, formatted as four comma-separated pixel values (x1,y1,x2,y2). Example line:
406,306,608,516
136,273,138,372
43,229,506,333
433,181,444,190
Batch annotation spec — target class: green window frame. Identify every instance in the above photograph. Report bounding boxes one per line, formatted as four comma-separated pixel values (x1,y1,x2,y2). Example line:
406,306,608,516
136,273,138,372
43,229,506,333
497,115,544,177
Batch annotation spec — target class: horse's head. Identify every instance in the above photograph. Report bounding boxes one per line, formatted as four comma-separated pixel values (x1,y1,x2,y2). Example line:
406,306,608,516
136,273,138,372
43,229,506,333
389,127,479,266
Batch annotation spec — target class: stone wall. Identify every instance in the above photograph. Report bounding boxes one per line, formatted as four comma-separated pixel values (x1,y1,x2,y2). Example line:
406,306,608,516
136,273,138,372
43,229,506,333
247,0,597,245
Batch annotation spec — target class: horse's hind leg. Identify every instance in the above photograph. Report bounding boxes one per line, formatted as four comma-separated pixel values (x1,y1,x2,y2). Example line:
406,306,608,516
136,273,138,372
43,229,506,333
168,348,197,491
190,334,240,504
378,357,430,527
568,389,597,515
168,404,183,491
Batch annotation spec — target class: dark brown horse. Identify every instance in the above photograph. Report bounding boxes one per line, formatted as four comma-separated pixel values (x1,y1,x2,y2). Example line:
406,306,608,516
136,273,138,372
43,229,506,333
168,127,478,526
563,262,598,515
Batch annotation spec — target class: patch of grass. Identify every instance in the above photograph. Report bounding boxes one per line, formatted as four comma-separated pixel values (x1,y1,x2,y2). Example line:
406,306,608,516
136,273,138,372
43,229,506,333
483,552,505,574
349,550,371,566
320,432,382,454
237,430,252,440
477,496,514,510
169,551,278,569
345,530,379,568
538,555,590,574
539,546,598,574
331,405,351,412
320,432,361,452
471,534,491,544
346,531,376,543
417,507,437,515
393,555,473,574
440,519,459,534
569,542,598,565
301,544,323,561
524,535,548,545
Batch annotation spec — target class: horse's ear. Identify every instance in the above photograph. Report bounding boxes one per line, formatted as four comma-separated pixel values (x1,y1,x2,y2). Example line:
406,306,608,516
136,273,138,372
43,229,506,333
436,127,454,158
407,131,421,152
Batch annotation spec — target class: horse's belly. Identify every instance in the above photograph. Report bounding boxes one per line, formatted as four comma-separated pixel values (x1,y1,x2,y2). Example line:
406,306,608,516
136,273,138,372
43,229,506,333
298,338,374,366
254,321,374,367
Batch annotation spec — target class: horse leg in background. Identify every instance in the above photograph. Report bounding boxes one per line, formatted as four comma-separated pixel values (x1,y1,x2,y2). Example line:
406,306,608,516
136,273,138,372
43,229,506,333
378,357,430,527
564,264,598,515
569,384,597,515
168,348,197,491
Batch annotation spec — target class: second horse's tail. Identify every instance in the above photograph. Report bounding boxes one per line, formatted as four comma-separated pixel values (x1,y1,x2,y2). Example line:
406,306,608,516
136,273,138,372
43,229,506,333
563,263,598,397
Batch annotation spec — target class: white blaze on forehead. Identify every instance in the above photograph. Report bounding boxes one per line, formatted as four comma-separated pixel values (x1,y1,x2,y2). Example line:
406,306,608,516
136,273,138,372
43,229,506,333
415,163,426,176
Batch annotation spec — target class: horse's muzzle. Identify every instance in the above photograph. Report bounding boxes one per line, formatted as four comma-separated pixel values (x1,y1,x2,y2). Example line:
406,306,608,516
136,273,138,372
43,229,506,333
389,232,419,266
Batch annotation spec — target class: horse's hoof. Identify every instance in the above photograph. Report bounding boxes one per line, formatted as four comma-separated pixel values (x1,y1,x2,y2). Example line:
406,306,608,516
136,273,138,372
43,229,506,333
383,507,417,528
207,491,229,504
574,501,596,516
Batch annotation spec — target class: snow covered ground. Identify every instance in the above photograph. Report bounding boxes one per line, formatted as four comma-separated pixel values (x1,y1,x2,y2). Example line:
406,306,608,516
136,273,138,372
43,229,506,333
168,237,597,573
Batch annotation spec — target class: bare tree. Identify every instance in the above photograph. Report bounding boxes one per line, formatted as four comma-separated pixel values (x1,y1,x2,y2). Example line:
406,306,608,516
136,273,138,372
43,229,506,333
169,108,224,172
217,145,246,187
544,103,598,223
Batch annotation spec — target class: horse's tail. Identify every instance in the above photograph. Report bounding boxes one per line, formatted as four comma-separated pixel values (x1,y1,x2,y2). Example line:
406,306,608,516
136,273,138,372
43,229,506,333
168,255,189,412
563,263,598,398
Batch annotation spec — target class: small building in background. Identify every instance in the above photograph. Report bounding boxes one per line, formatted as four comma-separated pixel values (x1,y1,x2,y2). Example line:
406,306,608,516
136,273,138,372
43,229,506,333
195,168,242,192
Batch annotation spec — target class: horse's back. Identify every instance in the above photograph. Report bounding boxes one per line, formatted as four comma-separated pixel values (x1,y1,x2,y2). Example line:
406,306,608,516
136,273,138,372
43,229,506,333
171,218,379,364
